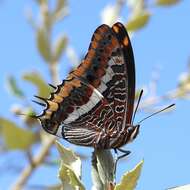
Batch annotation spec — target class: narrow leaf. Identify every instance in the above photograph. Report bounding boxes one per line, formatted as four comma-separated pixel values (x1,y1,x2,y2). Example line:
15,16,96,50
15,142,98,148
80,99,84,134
53,34,68,61
127,0,142,9
0,117,36,150
58,163,74,190
56,141,85,190
22,72,51,97
36,27,51,62
54,0,66,15
36,0,48,5
55,141,82,177
127,11,150,31
53,0,68,21
156,0,180,6
58,163,85,190
115,160,144,190
6,76,25,98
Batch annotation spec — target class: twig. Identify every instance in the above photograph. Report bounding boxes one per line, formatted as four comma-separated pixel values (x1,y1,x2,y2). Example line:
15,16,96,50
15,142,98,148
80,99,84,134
11,136,56,190
11,63,58,189
11,1,63,188
92,149,115,190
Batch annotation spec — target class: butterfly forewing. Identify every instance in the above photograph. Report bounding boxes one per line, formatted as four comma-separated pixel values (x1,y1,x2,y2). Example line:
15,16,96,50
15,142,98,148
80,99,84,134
112,23,135,125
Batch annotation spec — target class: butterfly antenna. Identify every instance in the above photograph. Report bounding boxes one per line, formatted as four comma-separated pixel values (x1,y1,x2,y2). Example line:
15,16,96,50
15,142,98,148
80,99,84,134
138,103,175,124
132,89,143,125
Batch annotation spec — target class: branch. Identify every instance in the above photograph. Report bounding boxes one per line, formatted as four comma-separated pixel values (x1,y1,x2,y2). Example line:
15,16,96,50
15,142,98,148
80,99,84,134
11,1,67,188
11,136,56,190
92,149,115,190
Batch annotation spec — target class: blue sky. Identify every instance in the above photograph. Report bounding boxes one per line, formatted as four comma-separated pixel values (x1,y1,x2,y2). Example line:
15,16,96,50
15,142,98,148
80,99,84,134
0,0,190,189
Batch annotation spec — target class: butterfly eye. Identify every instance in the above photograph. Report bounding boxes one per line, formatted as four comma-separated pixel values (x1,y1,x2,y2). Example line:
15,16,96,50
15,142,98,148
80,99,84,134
127,126,134,133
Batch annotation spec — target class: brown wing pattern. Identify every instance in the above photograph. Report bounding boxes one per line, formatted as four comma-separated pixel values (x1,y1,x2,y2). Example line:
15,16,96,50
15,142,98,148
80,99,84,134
112,23,135,125
36,22,135,149
69,23,135,130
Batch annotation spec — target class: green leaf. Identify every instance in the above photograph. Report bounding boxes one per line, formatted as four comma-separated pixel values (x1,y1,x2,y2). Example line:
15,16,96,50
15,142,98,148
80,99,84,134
6,76,25,98
55,141,82,177
36,0,48,5
36,27,51,62
156,0,180,6
127,0,142,9
59,163,85,190
0,118,36,150
115,160,144,190
22,72,51,97
54,0,66,15
53,34,68,61
53,0,68,21
56,141,85,190
127,11,150,31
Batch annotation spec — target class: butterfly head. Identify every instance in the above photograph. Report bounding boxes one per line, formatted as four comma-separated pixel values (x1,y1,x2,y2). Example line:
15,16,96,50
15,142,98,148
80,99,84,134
126,123,140,142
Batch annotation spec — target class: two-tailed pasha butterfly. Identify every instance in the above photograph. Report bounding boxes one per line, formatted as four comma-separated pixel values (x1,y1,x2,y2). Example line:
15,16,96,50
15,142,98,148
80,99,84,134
33,22,174,153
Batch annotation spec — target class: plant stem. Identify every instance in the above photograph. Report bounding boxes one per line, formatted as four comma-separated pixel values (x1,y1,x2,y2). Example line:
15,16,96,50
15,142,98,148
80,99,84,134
92,149,115,190
12,8,59,188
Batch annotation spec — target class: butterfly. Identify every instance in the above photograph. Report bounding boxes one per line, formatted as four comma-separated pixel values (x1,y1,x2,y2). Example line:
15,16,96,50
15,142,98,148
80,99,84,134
34,22,140,152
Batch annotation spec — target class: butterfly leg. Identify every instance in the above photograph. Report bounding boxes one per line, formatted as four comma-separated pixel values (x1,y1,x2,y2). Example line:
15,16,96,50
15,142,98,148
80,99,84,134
113,148,131,176
117,148,131,159
114,148,131,162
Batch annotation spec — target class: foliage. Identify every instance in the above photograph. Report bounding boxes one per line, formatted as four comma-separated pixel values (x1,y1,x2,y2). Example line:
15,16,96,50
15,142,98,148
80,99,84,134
22,72,51,97
0,118,36,150
115,160,143,190
56,141,85,190
56,142,143,190
0,0,189,189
